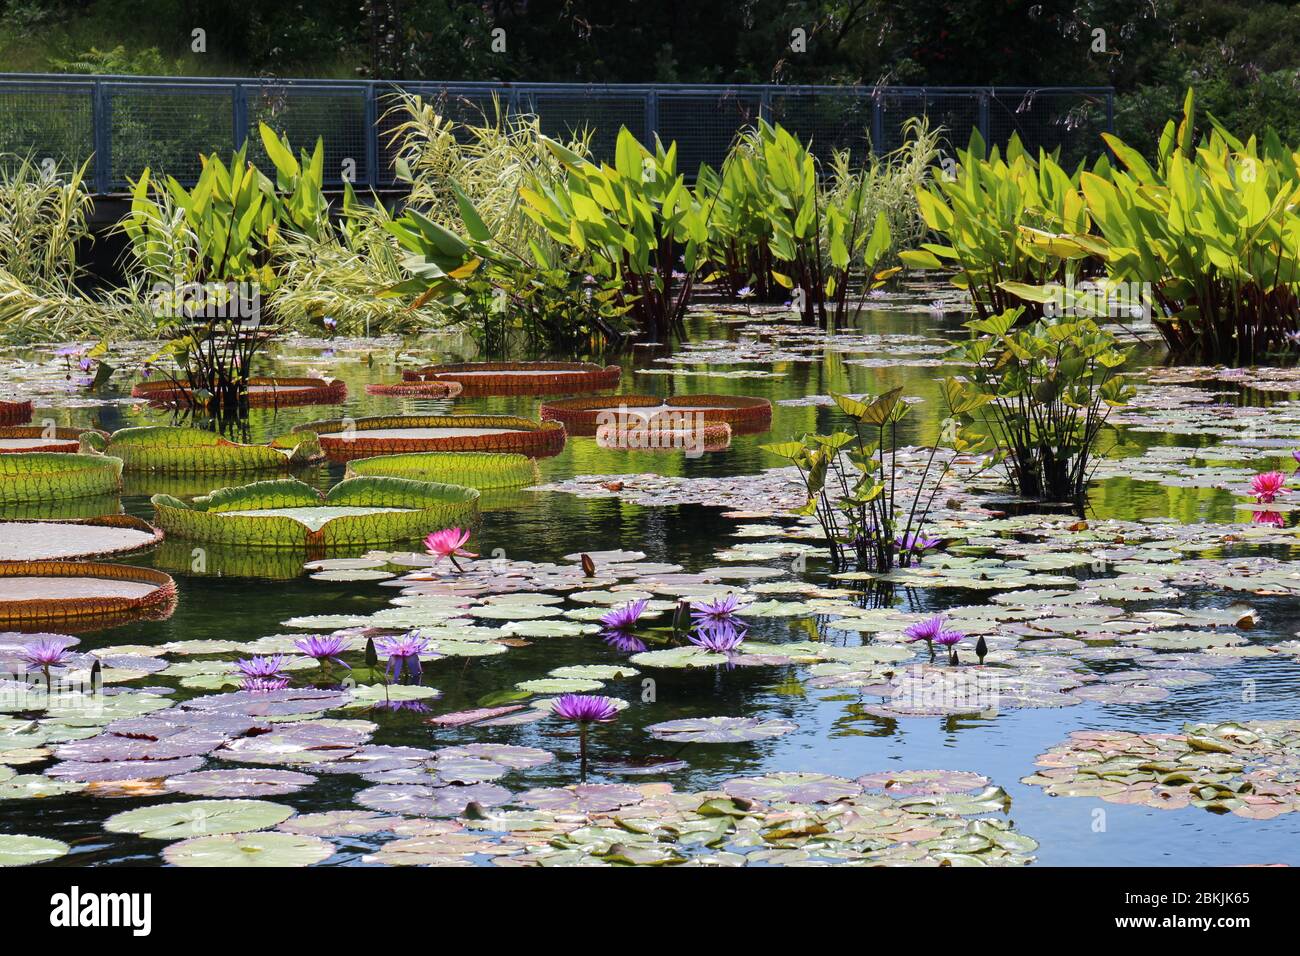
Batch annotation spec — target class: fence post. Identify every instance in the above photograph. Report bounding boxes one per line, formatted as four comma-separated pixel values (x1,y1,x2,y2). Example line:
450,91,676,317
233,82,248,150
979,90,991,145
1105,88,1115,134
870,87,883,156
645,88,658,144
759,87,772,124
365,84,379,189
92,80,112,193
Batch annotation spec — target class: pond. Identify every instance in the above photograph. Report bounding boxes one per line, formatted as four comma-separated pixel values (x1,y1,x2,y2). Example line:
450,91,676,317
4,282,1300,867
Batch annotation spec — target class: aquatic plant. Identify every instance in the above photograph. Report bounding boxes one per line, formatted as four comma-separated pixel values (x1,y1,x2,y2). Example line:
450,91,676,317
82,425,322,474
0,452,123,505
521,127,709,342
234,656,288,680
690,620,748,655
346,452,538,491
945,307,1134,502
900,129,1098,318
599,599,649,632
293,635,351,672
21,638,72,689
763,388,985,573
904,615,945,656
934,628,965,664
151,476,480,549
1250,470,1289,503
377,632,430,684
691,594,741,624
1063,90,1300,364
424,528,477,570
551,693,620,770
121,124,330,414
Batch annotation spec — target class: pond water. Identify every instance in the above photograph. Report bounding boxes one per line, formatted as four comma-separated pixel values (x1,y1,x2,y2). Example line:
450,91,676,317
5,284,1300,867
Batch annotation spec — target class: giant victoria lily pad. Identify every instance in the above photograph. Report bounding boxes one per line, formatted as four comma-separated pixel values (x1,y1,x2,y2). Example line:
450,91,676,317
132,376,347,408
82,425,323,474
0,425,100,454
0,515,161,561
152,476,479,548
346,451,539,490
0,399,32,427
296,414,567,462
402,361,621,396
539,393,772,437
0,452,122,504
0,561,177,631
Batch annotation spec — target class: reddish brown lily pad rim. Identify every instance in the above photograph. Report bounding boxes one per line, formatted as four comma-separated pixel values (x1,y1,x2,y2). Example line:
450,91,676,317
402,362,621,396
0,426,106,455
0,515,163,561
0,560,177,631
294,414,567,462
539,394,772,436
595,421,732,453
364,380,465,398
131,377,348,408
0,400,33,427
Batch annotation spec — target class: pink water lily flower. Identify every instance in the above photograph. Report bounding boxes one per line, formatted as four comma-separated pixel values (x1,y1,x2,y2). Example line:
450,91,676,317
424,528,478,570
1249,471,1289,504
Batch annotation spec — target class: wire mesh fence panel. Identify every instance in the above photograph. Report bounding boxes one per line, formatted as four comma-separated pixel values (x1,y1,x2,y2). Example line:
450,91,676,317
106,84,234,189
523,88,650,162
245,85,370,186
0,81,94,173
987,89,1110,166
657,90,764,174
0,76,1114,191
920,91,983,156
767,90,875,166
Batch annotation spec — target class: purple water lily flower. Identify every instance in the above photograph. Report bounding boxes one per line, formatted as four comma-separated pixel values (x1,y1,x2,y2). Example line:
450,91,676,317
22,639,72,669
690,620,748,654
897,533,940,555
552,693,620,724
22,638,72,689
691,594,741,625
599,599,648,631
903,615,945,644
377,632,430,683
934,629,964,649
294,634,351,670
243,676,291,692
235,655,287,679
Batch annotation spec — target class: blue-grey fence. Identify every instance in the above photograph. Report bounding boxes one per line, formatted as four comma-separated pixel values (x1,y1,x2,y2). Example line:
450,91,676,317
0,74,1114,193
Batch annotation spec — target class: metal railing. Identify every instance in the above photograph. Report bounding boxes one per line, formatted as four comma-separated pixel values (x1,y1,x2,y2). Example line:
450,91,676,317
0,74,1114,194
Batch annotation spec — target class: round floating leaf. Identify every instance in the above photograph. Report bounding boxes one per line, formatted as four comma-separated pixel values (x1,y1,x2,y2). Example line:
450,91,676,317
105,799,295,839
723,772,862,804
162,831,334,867
0,834,69,866
646,716,798,743
165,769,316,797
355,782,510,817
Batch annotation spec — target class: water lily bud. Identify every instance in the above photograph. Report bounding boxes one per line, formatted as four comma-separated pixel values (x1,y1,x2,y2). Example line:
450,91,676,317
580,553,597,577
672,599,692,633
975,635,987,665
364,637,378,667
